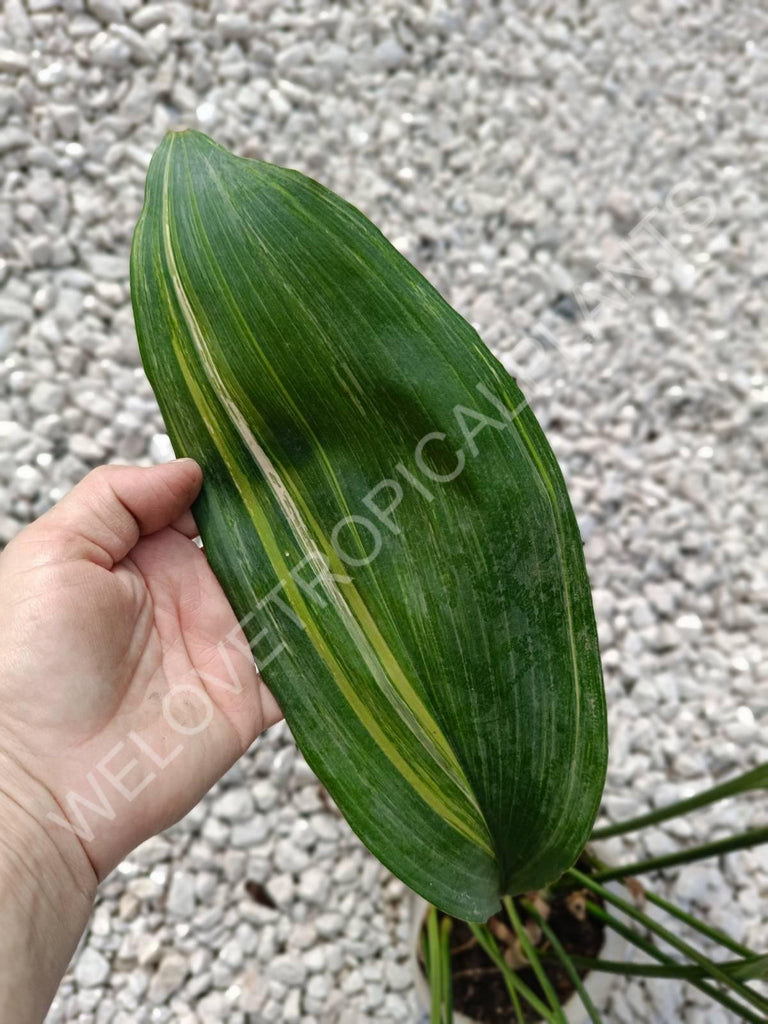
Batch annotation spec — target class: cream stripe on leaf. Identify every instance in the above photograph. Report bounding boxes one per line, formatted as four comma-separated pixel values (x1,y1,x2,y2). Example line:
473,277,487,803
131,130,607,920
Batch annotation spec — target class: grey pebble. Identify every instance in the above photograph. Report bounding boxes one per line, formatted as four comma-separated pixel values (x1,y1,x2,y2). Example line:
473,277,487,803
165,871,196,918
268,955,306,988
86,0,125,25
148,952,188,1003
73,949,111,989
0,49,28,73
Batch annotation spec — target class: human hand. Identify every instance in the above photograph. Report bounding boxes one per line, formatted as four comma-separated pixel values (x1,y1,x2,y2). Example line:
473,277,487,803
0,460,282,888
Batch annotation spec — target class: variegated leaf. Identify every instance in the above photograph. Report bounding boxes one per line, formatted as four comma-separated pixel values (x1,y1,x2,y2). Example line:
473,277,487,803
131,130,607,920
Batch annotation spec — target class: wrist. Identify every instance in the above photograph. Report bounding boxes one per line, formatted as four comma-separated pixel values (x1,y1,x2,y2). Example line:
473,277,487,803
0,751,97,1024
0,749,97,898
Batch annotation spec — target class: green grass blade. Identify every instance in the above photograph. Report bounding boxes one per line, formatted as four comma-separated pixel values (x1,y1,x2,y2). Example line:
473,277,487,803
131,128,607,918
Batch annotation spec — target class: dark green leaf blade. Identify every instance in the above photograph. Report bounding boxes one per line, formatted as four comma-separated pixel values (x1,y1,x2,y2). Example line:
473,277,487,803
131,130,607,919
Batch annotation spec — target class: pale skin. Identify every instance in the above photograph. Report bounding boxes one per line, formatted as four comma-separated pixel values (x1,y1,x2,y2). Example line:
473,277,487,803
0,460,282,1023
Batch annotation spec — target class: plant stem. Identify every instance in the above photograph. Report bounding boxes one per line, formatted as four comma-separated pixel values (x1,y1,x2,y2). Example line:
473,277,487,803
585,846,759,958
641,887,755,959
592,827,768,882
468,922,557,1023
540,952,768,982
585,900,767,1024
570,868,768,1016
522,900,602,1023
509,981,525,1024
440,916,453,1023
426,906,443,1024
504,897,567,1024
591,763,768,839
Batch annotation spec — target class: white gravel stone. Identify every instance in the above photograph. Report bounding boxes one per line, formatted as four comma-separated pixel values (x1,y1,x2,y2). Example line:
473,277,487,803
135,933,162,967
315,912,344,939
342,968,365,995
302,947,326,974
68,433,105,461
148,431,174,463
0,128,32,155
0,49,28,72
230,817,269,847
374,38,407,70
218,938,244,970
0,297,32,322
287,922,317,951
273,839,311,875
268,954,306,988
148,952,188,1003
215,13,251,40
197,991,227,1021
166,871,196,917
332,854,360,884
384,960,411,992
252,779,278,811
86,0,125,25
212,787,254,822
265,873,294,909
283,987,301,1022
297,867,330,905
271,746,295,785
306,972,330,1002
131,835,172,865
73,949,110,988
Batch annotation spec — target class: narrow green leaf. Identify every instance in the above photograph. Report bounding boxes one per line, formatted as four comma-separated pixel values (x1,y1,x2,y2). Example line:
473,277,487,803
522,899,602,1023
585,901,768,1024
729,955,768,982
131,129,607,919
468,922,556,1022
592,762,768,840
505,897,567,1024
543,953,768,983
570,869,768,1016
593,827,768,882
440,916,454,1023
427,906,442,1024
509,975,525,1024
582,852,757,958
641,888,755,960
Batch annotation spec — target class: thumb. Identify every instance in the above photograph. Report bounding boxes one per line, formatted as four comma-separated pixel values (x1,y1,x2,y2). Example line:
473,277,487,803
24,460,203,569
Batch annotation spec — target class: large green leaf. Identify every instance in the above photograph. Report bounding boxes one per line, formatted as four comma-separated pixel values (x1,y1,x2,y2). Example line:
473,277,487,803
130,130,607,920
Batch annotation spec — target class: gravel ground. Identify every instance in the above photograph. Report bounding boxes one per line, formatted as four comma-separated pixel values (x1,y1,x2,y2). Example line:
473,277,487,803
1,1,767,1022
